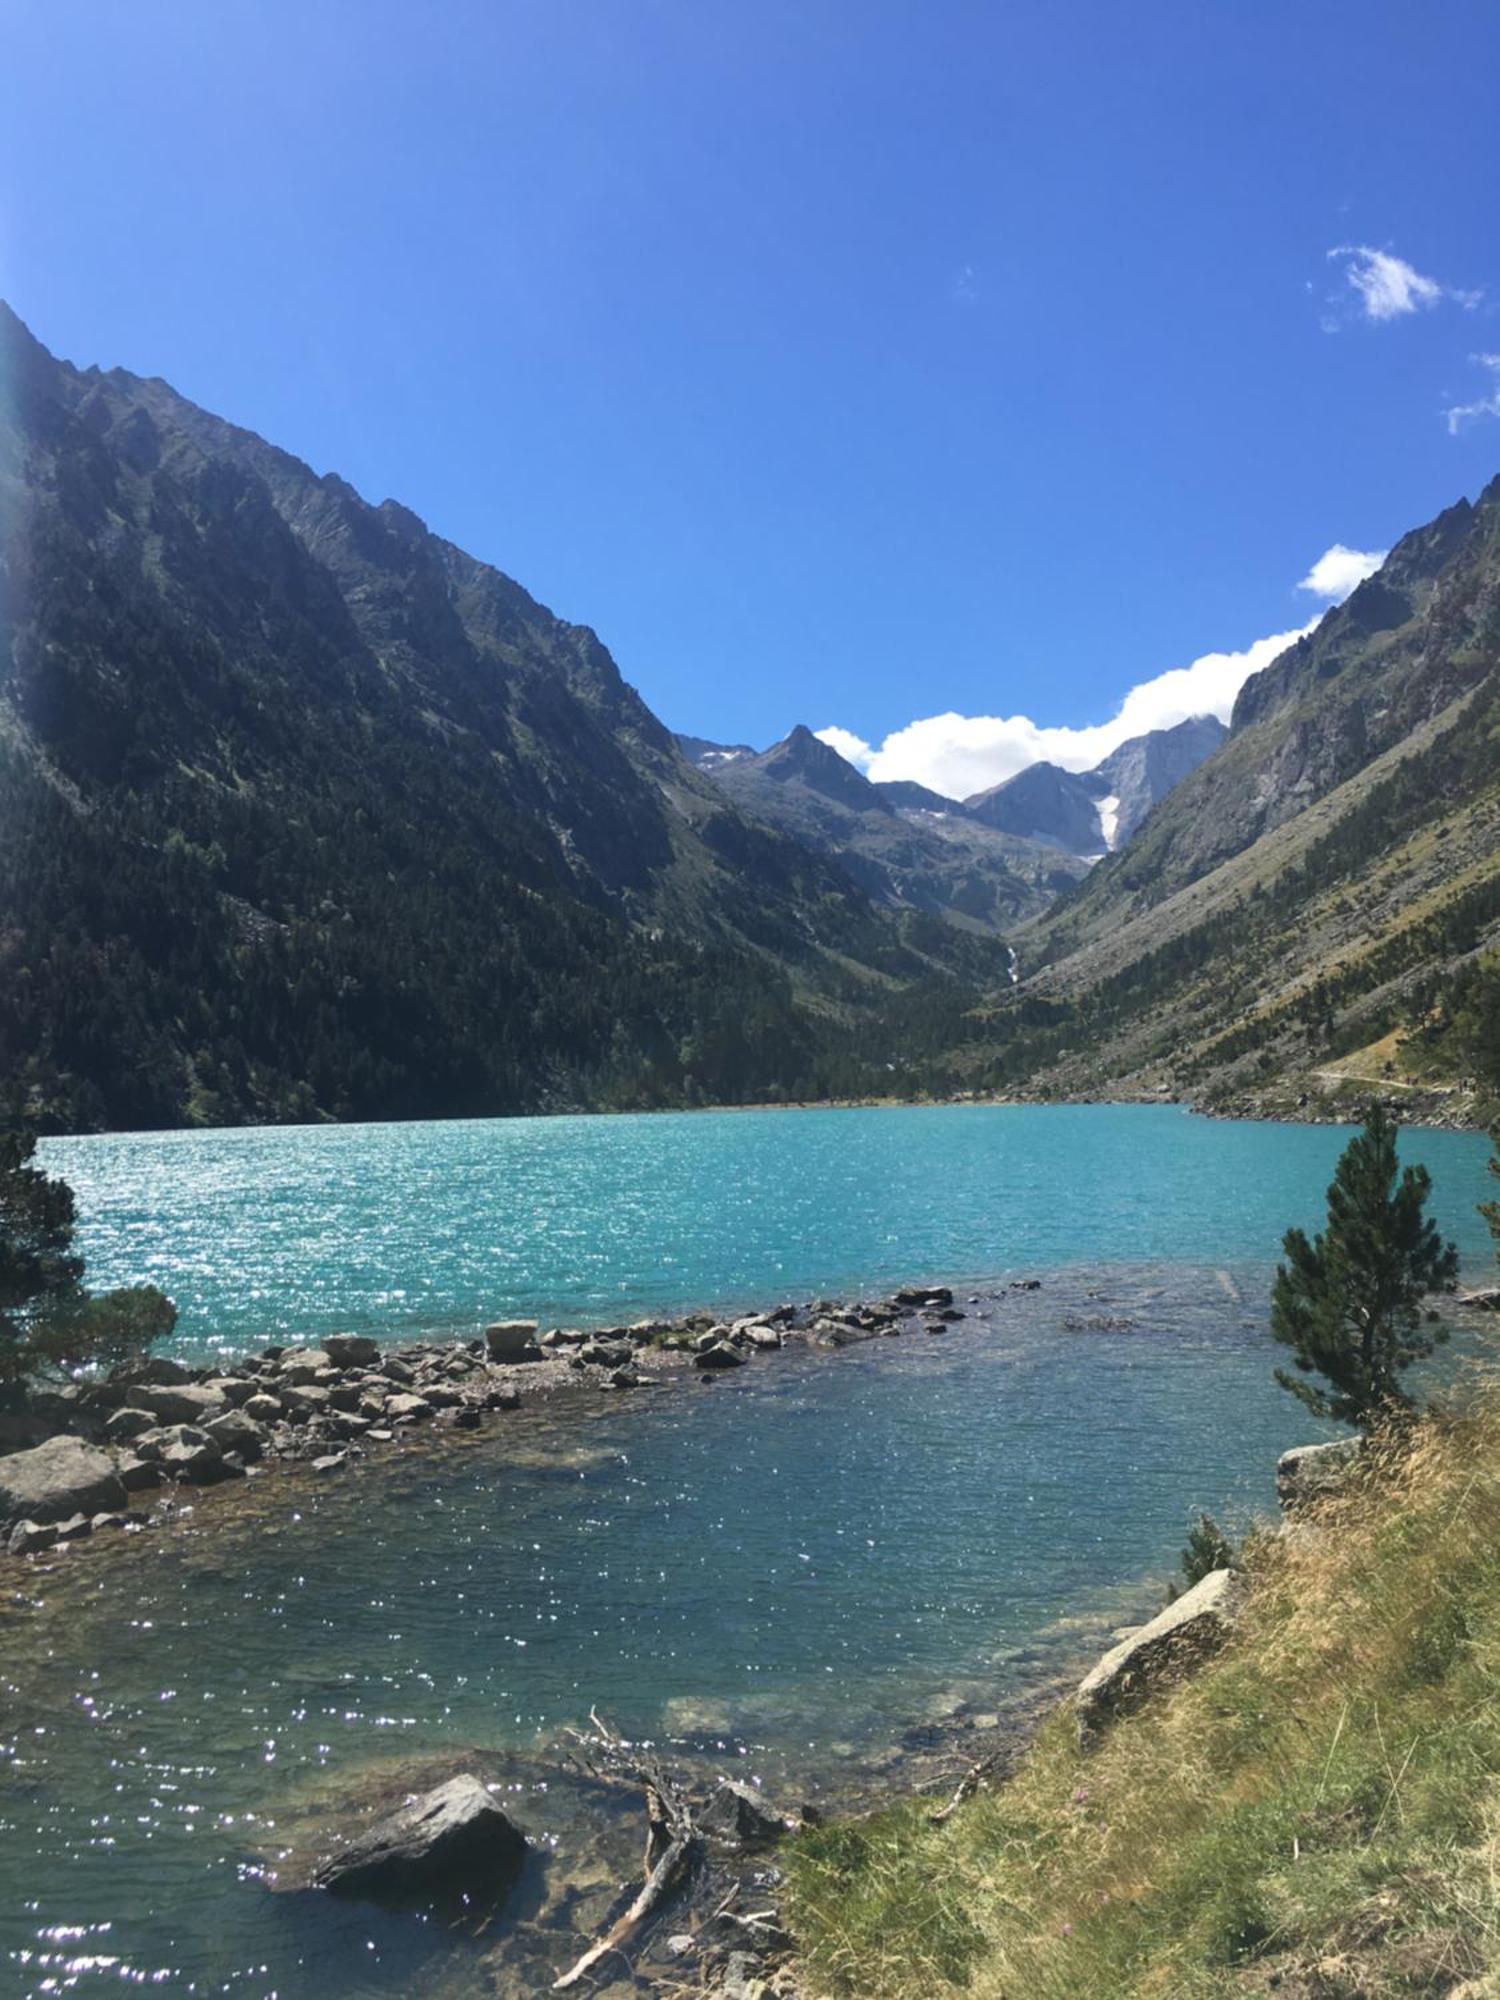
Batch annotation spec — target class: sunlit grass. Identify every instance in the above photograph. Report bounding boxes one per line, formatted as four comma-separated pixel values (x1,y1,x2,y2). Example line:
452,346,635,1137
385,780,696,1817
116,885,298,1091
785,1393,1500,1997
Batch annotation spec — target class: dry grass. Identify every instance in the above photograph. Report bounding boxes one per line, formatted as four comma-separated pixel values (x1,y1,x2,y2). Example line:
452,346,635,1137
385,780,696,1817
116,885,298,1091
784,1396,1500,1997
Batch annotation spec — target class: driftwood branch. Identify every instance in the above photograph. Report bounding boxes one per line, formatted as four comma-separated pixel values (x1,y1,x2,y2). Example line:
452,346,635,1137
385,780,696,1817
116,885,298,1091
927,1746,1009,1825
552,1713,702,1992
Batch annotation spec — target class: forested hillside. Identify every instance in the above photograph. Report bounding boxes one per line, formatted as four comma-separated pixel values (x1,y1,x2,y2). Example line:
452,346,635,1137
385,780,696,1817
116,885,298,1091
0,305,1003,1130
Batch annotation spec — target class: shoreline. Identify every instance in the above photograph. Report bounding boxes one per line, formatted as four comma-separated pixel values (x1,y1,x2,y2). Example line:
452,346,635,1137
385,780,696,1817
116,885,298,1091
0,1280,1001,1559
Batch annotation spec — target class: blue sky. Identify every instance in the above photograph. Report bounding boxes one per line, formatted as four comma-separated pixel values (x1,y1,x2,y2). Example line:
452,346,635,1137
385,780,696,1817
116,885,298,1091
3,0,1498,794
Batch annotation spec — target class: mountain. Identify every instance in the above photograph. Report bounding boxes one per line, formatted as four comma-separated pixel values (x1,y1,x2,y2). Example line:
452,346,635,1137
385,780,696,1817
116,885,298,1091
974,479,1500,1116
962,716,1227,856
676,732,755,772
1090,714,1229,847
0,304,1008,1131
964,761,1107,854
687,725,1092,930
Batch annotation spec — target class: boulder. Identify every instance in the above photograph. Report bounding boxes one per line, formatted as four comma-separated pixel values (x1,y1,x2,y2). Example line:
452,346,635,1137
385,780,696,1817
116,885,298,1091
130,1383,227,1426
578,1339,632,1369
53,1512,94,1543
114,1454,161,1493
205,1411,266,1463
243,1392,283,1423
323,1333,381,1369
484,1321,540,1362
9,1516,62,1555
895,1285,953,1308
385,1393,433,1422
699,1779,788,1850
0,1435,128,1527
278,1349,335,1386
204,1376,258,1408
281,1384,332,1419
104,1406,157,1442
1076,1568,1242,1745
113,1355,194,1386
739,1325,782,1350
312,1773,527,1912
1276,1437,1363,1511
693,1342,746,1371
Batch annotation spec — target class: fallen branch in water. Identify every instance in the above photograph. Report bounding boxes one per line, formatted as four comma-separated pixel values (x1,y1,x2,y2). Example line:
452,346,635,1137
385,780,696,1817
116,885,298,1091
552,1712,702,1991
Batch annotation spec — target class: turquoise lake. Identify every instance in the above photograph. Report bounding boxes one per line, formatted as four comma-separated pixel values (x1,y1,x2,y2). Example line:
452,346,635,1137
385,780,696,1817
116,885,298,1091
40,1102,1500,1355
6,1105,1498,1997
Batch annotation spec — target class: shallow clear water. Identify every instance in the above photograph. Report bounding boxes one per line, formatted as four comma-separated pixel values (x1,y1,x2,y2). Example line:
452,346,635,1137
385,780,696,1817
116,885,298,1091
6,1106,1497,1996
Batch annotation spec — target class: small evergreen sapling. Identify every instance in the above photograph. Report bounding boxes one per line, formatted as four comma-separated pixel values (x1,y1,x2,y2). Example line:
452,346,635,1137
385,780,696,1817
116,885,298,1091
1271,1104,1458,1429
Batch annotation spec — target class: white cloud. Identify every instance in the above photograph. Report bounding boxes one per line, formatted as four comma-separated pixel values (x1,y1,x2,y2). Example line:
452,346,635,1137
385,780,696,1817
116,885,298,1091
1445,353,1500,433
842,624,1312,799
1324,245,1479,329
814,725,875,768
1296,543,1386,601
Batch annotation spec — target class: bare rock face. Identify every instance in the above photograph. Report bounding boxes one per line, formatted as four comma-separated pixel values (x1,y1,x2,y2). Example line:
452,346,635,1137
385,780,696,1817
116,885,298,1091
0,1436,128,1528
312,1774,527,1912
1276,1437,1362,1511
1075,1568,1242,1745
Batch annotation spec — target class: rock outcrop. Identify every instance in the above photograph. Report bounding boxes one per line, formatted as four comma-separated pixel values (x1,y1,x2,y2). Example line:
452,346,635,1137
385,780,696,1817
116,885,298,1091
1276,1437,1363,1510
1075,1568,1243,1744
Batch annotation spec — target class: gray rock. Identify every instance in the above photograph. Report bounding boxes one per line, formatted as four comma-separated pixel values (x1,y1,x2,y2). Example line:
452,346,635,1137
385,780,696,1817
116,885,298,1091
281,1384,332,1419
699,1778,787,1850
385,1393,432,1421
114,1453,162,1493
243,1392,283,1423
203,1376,258,1407
114,1355,194,1386
1276,1437,1363,1510
323,1333,381,1369
130,1383,227,1426
312,1773,527,1911
104,1406,157,1442
0,1435,129,1527
205,1412,266,1463
484,1321,540,1362
1076,1568,1242,1745
8,1518,59,1556
578,1339,632,1369
279,1349,335,1386
52,1512,94,1543
693,1342,746,1371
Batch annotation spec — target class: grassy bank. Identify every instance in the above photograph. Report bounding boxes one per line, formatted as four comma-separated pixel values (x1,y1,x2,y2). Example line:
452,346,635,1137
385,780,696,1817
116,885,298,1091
785,1392,1500,1998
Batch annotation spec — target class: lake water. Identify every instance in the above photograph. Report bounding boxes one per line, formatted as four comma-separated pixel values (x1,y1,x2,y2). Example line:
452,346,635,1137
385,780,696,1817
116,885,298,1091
40,1103,1500,1357
6,1106,1497,1997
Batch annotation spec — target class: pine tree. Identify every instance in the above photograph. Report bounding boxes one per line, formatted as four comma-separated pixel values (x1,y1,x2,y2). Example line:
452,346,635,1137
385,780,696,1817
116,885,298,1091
0,1128,175,1385
1272,1105,1459,1428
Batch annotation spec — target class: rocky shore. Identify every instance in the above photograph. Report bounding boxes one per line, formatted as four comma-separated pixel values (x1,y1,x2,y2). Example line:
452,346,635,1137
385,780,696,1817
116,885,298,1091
0,1281,983,1559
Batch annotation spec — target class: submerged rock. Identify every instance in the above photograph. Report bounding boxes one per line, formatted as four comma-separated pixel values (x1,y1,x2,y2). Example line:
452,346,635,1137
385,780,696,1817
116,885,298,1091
312,1773,527,1911
1075,1568,1242,1745
0,1435,128,1527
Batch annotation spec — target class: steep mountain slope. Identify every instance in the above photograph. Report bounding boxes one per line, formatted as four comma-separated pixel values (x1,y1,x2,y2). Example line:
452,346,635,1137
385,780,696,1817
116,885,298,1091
977,479,1500,1115
0,304,1004,1130
963,716,1227,856
688,725,1090,928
